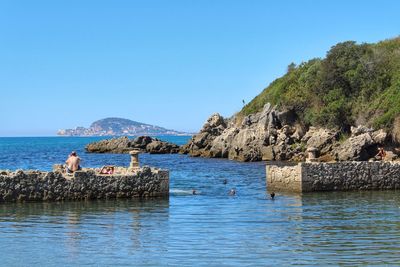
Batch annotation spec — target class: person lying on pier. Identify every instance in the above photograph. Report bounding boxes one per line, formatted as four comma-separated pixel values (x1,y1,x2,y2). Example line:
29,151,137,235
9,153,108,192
100,166,114,175
65,151,82,173
375,147,386,161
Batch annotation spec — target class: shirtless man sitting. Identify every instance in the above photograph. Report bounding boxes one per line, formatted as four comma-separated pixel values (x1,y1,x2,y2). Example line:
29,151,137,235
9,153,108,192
65,151,81,173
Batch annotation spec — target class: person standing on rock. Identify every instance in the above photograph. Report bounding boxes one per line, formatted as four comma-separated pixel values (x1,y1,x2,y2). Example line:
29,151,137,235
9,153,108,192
66,151,81,173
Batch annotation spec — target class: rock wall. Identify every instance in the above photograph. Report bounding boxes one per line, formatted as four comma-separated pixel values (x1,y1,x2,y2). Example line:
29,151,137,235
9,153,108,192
0,167,169,202
267,162,400,192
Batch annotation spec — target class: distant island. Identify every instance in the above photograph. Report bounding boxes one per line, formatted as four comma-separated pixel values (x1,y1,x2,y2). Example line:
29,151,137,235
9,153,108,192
57,117,190,136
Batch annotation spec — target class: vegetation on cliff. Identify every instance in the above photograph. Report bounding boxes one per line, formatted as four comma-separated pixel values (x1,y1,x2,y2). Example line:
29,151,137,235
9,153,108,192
241,37,400,139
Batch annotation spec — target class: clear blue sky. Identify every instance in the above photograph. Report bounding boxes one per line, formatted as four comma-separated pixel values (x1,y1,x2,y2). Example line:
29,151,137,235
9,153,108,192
0,0,399,136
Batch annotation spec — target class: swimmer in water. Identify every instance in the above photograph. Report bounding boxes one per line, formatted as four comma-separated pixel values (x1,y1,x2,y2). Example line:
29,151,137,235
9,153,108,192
229,189,236,196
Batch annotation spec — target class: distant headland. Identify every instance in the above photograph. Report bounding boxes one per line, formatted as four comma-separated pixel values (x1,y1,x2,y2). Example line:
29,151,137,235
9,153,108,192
57,117,191,136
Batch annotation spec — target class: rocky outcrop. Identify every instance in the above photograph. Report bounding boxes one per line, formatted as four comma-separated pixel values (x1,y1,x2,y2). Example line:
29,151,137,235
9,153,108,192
334,133,374,161
146,140,180,154
181,104,310,162
181,103,396,162
333,128,388,161
301,127,339,155
86,136,180,154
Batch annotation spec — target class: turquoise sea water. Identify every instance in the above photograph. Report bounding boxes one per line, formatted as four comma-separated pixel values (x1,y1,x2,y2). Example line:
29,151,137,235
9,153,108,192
1,137,400,266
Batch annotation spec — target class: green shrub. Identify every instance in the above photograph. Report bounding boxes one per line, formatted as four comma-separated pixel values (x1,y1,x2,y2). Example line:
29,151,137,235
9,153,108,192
240,37,400,134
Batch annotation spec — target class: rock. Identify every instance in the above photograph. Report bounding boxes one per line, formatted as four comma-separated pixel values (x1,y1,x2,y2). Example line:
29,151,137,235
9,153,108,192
317,154,335,162
351,125,374,136
180,113,230,157
85,136,131,153
371,129,387,144
215,104,278,161
202,113,226,132
334,133,374,161
146,140,179,154
183,104,337,162
52,164,64,173
277,125,295,144
192,132,209,149
301,126,317,143
181,102,395,163
86,136,179,154
290,124,305,142
302,127,338,154
276,109,296,126
133,136,153,148
208,127,238,158
261,146,275,161
228,128,263,161
384,151,398,161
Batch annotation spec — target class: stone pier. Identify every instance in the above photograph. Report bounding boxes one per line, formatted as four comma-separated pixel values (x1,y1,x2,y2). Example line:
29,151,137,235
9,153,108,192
267,161,400,193
0,166,169,202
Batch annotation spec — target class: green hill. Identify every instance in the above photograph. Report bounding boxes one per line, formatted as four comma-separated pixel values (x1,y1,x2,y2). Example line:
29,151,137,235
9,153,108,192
241,37,400,139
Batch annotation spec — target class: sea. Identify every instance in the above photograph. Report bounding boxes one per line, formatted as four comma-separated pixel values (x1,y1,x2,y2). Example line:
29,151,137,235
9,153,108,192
0,136,399,266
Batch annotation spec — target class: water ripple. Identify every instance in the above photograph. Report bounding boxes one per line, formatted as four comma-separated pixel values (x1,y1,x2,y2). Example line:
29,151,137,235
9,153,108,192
0,137,400,266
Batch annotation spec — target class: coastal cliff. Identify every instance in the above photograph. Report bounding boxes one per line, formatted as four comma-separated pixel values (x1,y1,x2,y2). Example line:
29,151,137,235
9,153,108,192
180,104,398,162
181,38,400,162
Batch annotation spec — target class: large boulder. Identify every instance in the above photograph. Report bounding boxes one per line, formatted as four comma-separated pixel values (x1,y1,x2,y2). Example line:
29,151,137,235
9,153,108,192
146,140,179,154
371,129,387,144
384,150,398,161
201,113,226,133
333,128,389,161
302,127,338,154
208,127,239,158
181,104,280,161
350,125,374,136
180,113,229,156
228,128,263,161
133,136,153,148
334,133,375,161
85,136,131,153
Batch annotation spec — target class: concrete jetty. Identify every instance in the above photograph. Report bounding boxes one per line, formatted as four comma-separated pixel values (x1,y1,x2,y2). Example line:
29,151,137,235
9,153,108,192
267,161,400,193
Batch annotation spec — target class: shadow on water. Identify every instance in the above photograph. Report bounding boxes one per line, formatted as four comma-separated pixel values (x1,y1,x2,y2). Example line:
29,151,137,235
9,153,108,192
266,190,400,265
0,198,170,221
0,199,171,266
